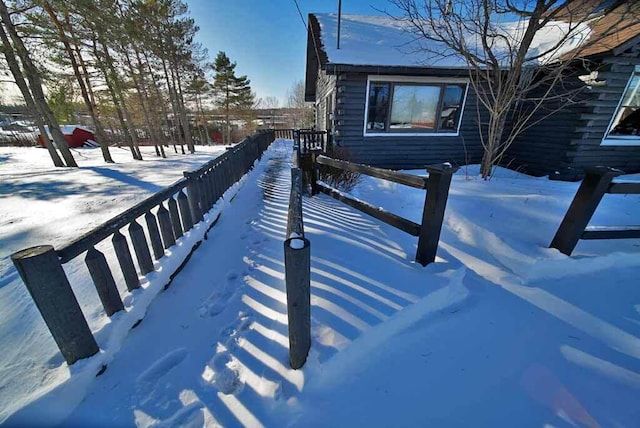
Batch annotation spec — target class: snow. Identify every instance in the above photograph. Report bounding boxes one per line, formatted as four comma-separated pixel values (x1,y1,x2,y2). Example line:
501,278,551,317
289,238,306,250
315,13,591,68
1,140,640,426
0,144,228,422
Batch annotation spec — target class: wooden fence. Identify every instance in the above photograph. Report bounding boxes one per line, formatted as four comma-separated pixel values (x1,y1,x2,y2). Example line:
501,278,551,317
310,156,458,266
11,130,274,365
283,138,311,369
550,167,640,255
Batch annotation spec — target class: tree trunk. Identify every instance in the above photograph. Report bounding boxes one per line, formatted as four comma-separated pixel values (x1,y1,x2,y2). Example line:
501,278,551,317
480,108,508,179
92,38,139,160
0,22,64,167
0,0,76,167
161,56,184,154
100,42,142,160
123,48,162,157
44,4,114,163
138,50,167,157
171,58,194,153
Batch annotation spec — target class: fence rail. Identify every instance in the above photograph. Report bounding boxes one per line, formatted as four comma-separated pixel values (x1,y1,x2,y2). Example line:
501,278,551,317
283,138,311,370
550,166,640,255
11,130,274,365
312,155,457,266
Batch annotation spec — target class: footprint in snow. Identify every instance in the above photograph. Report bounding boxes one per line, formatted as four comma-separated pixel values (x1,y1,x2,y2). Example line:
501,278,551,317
135,348,188,406
202,352,244,395
154,402,205,428
198,279,237,318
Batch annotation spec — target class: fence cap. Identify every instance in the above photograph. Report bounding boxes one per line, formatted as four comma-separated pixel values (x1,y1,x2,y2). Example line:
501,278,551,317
426,163,459,174
11,245,55,261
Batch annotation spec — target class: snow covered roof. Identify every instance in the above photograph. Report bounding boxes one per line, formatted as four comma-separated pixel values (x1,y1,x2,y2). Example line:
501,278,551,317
312,13,592,69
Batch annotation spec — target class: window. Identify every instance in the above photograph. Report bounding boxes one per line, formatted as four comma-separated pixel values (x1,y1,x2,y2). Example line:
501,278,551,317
602,67,640,146
365,78,467,135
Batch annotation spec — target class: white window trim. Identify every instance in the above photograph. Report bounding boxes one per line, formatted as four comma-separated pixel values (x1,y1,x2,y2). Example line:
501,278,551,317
601,65,640,146
363,75,469,137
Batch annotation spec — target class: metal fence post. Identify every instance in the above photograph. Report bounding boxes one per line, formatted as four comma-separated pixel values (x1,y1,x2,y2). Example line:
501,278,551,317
11,245,99,365
416,164,458,266
550,167,623,255
284,237,311,369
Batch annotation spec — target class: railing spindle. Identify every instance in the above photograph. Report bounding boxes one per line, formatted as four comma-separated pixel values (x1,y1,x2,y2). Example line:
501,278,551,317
167,196,183,239
129,220,154,274
177,190,193,231
157,203,175,249
112,231,139,291
85,247,124,316
145,211,165,260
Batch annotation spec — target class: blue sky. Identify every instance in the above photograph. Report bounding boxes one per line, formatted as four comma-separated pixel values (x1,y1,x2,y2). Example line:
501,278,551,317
185,0,402,105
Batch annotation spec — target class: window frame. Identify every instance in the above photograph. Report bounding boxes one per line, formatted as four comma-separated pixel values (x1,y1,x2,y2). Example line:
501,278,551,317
601,65,640,147
364,75,469,138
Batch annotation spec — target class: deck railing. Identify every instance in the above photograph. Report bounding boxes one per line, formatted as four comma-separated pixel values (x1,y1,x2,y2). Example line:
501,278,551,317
11,130,274,365
550,167,640,255
310,155,458,266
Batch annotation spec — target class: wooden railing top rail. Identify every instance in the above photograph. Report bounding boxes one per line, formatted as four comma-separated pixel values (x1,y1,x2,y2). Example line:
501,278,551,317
312,155,457,266
316,155,428,189
607,182,640,194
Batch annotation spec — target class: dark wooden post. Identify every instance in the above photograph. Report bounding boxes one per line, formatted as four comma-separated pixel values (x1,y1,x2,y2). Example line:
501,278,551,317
184,171,203,224
416,164,458,266
11,245,99,365
129,220,154,275
310,150,320,196
85,247,124,316
112,231,139,291
177,190,193,231
283,237,311,369
212,165,223,202
550,167,623,255
167,197,183,239
145,211,164,260
157,203,176,248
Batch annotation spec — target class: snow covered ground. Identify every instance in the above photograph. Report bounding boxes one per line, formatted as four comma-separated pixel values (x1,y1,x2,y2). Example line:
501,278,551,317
0,144,228,422
2,140,640,426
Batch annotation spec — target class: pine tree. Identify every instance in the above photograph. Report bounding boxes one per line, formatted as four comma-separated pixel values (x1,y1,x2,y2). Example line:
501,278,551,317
212,51,254,144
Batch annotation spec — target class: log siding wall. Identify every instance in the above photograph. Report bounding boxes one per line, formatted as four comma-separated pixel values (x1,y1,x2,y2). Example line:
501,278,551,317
505,47,640,178
570,49,640,174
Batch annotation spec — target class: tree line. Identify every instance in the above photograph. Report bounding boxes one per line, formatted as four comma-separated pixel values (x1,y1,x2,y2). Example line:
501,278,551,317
0,0,313,167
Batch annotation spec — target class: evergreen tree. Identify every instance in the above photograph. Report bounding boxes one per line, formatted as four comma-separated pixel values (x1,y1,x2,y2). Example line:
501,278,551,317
212,51,254,144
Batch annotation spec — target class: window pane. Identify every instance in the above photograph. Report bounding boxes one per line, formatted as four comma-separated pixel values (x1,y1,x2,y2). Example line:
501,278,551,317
621,75,640,106
609,107,640,136
367,83,390,131
439,85,465,131
608,73,640,137
390,85,440,130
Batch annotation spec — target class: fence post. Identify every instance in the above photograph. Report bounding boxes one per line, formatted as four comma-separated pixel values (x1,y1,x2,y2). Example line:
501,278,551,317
550,167,623,255
284,237,311,369
11,245,99,365
310,150,320,196
416,164,458,266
